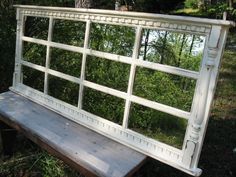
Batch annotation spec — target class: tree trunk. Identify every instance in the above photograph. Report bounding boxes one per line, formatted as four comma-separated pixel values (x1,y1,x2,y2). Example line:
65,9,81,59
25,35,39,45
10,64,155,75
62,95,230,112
75,0,94,8
189,35,196,56
198,0,211,10
228,0,233,8
160,31,168,64
178,34,186,67
143,29,150,61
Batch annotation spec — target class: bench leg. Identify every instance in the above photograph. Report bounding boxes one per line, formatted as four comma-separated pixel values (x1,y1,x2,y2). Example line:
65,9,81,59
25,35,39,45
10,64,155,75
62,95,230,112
0,124,3,154
0,121,17,156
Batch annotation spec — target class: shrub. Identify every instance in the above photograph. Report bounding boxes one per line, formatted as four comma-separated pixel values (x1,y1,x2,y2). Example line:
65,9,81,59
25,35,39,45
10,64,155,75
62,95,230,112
184,0,199,9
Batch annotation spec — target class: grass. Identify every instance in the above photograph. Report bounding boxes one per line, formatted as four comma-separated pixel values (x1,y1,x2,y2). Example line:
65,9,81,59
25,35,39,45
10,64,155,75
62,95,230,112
0,134,83,177
174,8,201,14
1,33,236,177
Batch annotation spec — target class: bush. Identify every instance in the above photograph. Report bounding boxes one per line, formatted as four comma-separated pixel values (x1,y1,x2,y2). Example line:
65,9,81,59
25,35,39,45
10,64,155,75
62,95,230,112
184,0,199,9
207,2,236,20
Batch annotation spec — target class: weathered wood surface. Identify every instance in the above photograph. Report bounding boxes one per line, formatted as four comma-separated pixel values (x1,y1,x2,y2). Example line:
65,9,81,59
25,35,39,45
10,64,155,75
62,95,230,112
0,91,147,177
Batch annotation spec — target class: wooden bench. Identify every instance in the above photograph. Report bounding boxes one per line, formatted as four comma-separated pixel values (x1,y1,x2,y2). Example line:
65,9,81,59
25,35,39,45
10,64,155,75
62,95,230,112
0,91,147,177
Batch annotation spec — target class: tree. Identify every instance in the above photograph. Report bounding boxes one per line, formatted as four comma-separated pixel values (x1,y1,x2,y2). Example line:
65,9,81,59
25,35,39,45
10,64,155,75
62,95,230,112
227,0,235,8
0,0,16,92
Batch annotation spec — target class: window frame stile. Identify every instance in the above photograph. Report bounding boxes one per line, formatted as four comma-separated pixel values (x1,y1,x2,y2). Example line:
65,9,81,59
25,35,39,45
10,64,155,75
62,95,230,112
78,20,91,109
44,17,54,94
122,26,142,129
13,9,24,87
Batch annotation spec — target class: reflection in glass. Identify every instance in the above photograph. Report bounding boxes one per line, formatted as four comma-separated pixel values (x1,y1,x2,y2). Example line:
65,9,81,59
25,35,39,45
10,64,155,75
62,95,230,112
139,29,205,71
50,48,82,78
133,67,196,112
52,19,86,47
90,23,135,57
48,75,79,106
24,17,49,40
23,42,46,66
22,66,45,92
129,103,187,149
83,87,125,125
85,56,130,92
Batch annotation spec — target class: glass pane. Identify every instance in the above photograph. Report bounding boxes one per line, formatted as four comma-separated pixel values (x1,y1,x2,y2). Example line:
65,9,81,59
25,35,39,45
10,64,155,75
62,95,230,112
90,23,135,57
48,75,79,106
22,66,44,92
83,87,125,125
85,56,130,92
23,42,46,66
139,29,205,71
52,19,86,47
133,67,196,112
24,17,49,40
129,103,187,149
50,48,83,78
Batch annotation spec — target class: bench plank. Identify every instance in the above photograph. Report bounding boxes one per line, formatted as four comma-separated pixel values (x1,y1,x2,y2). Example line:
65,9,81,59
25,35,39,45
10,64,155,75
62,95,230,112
0,91,147,177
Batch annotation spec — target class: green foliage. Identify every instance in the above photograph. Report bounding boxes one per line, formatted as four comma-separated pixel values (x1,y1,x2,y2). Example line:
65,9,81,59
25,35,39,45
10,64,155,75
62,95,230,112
0,136,82,177
48,75,80,106
83,87,125,124
23,66,45,92
90,23,135,56
23,42,47,66
133,68,196,111
184,0,199,9
129,104,187,148
25,17,49,40
0,1,16,92
207,2,236,19
53,19,86,47
50,48,83,77
35,152,83,177
86,56,130,91
139,29,203,71
38,153,66,177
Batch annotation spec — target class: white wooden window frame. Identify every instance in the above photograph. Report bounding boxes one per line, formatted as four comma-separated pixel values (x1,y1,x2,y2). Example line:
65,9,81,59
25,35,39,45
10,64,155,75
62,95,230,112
11,5,234,176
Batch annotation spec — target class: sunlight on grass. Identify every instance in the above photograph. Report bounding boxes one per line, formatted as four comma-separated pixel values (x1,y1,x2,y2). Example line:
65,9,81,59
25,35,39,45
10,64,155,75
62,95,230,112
212,49,236,120
174,8,200,14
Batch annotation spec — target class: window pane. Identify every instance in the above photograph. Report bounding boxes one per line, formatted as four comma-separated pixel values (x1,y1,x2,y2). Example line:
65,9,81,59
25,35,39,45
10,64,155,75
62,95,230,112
129,103,187,149
48,75,79,106
139,29,205,71
52,19,86,47
23,42,46,66
133,67,196,111
22,66,44,92
50,48,82,78
24,17,49,40
83,87,125,125
90,23,135,57
85,56,130,92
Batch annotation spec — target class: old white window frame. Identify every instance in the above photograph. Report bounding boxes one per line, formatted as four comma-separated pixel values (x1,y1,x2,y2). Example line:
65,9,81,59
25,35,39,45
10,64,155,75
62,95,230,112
11,5,234,176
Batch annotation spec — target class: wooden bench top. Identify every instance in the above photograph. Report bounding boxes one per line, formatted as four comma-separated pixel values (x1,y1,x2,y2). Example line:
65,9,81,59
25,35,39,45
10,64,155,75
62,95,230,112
0,91,147,177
